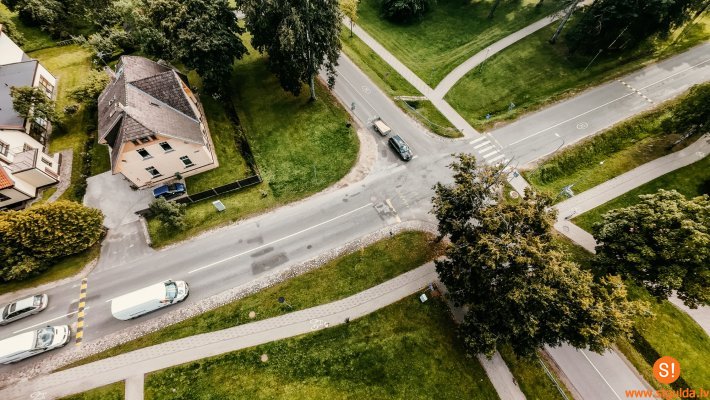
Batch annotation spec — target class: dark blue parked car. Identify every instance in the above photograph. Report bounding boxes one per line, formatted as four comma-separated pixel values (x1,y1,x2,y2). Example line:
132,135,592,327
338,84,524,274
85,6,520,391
152,183,186,199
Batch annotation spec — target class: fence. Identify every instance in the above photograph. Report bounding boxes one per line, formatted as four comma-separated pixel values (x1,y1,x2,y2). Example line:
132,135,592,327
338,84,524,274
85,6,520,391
175,174,262,205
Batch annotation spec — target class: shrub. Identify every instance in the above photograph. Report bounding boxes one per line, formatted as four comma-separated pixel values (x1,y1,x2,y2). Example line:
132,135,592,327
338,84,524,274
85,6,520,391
380,0,434,23
149,198,187,230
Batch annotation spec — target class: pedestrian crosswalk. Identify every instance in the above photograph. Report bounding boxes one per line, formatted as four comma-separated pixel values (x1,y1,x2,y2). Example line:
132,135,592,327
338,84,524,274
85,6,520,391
469,136,509,166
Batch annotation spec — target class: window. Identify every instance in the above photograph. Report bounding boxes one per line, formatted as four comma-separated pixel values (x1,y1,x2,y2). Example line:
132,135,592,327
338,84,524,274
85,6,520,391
146,166,161,178
39,76,54,97
0,193,10,202
0,141,9,157
136,148,151,159
159,142,173,152
140,137,152,144
180,156,194,167
41,158,52,167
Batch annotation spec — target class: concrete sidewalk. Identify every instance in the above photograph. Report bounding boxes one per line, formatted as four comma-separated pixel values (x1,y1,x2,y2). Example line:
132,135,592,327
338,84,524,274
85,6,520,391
434,14,560,98
3,264,440,399
553,134,710,334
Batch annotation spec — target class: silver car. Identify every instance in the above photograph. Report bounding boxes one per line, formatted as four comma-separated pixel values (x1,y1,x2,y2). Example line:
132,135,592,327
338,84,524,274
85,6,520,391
0,294,49,325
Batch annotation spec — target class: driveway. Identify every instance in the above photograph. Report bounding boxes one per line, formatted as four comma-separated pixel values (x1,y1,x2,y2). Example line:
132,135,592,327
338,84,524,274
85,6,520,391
84,172,156,270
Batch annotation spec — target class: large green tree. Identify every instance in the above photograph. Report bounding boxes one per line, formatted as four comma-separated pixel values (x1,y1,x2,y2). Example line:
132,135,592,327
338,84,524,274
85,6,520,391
381,0,435,23
593,189,710,308
133,0,247,92
433,155,641,356
10,86,59,126
565,0,704,54
0,201,104,282
242,0,341,100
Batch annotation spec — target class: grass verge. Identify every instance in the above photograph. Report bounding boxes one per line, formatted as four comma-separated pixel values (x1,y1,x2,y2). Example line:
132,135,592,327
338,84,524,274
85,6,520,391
0,243,99,295
573,156,710,232
446,16,709,131
59,382,124,400
61,231,444,369
356,0,562,86
183,97,252,193
499,345,566,400
524,85,708,199
339,30,460,138
145,296,499,399
147,35,358,247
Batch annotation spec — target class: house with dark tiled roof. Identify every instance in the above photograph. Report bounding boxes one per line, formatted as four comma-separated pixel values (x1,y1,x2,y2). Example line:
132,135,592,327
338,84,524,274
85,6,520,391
97,56,217,189
0,24,61,210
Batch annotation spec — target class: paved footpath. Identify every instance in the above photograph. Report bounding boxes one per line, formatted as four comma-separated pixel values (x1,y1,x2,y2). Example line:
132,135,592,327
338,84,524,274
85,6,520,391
554,134,710,335
2,264,441,399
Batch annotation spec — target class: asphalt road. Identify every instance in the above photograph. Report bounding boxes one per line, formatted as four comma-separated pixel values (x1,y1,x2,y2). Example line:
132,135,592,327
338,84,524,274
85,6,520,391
2,44,707,398
490,43,710,168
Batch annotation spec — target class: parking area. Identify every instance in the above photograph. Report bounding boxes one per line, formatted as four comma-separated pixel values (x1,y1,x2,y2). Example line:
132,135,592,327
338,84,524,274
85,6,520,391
84,172,154,230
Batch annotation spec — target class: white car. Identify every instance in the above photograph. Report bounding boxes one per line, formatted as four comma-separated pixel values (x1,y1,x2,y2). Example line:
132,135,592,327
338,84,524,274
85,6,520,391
0,294,48,325
0,325,71,364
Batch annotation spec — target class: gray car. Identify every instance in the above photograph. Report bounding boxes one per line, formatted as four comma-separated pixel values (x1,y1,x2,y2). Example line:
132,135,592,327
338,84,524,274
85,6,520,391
0,294,49,325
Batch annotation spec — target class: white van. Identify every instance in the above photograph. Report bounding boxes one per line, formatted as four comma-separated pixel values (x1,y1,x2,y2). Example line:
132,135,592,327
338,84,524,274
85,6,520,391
0,325,71,364
111,280,189,320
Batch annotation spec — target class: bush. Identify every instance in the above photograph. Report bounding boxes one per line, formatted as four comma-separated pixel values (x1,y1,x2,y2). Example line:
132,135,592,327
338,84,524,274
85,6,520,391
380,0,434,23
69,71,110,105
149,198,187,230
0,14,25,45
0,201,104,282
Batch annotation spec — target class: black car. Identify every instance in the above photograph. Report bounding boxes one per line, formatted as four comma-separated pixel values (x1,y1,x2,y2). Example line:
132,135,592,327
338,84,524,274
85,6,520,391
388,135,413,161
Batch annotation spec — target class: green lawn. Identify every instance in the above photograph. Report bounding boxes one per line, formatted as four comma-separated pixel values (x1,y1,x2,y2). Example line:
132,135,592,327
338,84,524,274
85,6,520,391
59,382,124,400
147,35,359,247
61,231,444,369
30,45,99,202
340,30,460,138
183,97,252,193
524,86,706,200
146,296,500,400
621,284,710,392
573,156,710,232
0,243,99,295
446,16,710,131
0,4,56,52
356,0,563,86
498,345,565,400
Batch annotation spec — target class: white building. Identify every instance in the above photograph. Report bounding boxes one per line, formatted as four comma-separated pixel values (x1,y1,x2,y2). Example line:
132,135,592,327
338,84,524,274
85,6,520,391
0,25,61,209
98,56,217,189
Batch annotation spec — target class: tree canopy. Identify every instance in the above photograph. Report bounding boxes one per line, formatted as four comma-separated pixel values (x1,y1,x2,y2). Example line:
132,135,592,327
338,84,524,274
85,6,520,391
433,154,642,356
380,0,435,23
242,0,341,100
593,189,710,308
565,0,704,54
0,201,104,282
11,86,59,125
132,0,247,92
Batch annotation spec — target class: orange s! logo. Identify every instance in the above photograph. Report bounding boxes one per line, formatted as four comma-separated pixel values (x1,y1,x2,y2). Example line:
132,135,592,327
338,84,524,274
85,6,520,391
653,356,681,384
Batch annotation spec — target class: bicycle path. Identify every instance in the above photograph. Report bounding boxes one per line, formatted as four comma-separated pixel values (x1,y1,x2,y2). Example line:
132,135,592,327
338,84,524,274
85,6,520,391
554,134,710,335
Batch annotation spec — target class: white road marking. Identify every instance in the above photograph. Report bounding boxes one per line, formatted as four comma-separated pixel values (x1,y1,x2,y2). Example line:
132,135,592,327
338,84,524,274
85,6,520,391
488,154,506,162
188,203,375,274
503,58,710,147
470,136,488,144
474,142,491,149
580,349,623,400
478,145,495,153
385,199,402,223
482,150,499,158
12,307,91,334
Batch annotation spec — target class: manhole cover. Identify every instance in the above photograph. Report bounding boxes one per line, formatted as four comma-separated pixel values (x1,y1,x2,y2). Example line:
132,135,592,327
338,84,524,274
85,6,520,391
249,311,256,319
509,191,519,199
261,354,269,362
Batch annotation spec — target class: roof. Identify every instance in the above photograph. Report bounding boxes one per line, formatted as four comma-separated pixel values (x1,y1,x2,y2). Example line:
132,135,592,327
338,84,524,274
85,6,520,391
110,282,169,312
0,330,35,358
98,56,205,170
0,166,14,189
12,296,37,311
0,60,37,129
